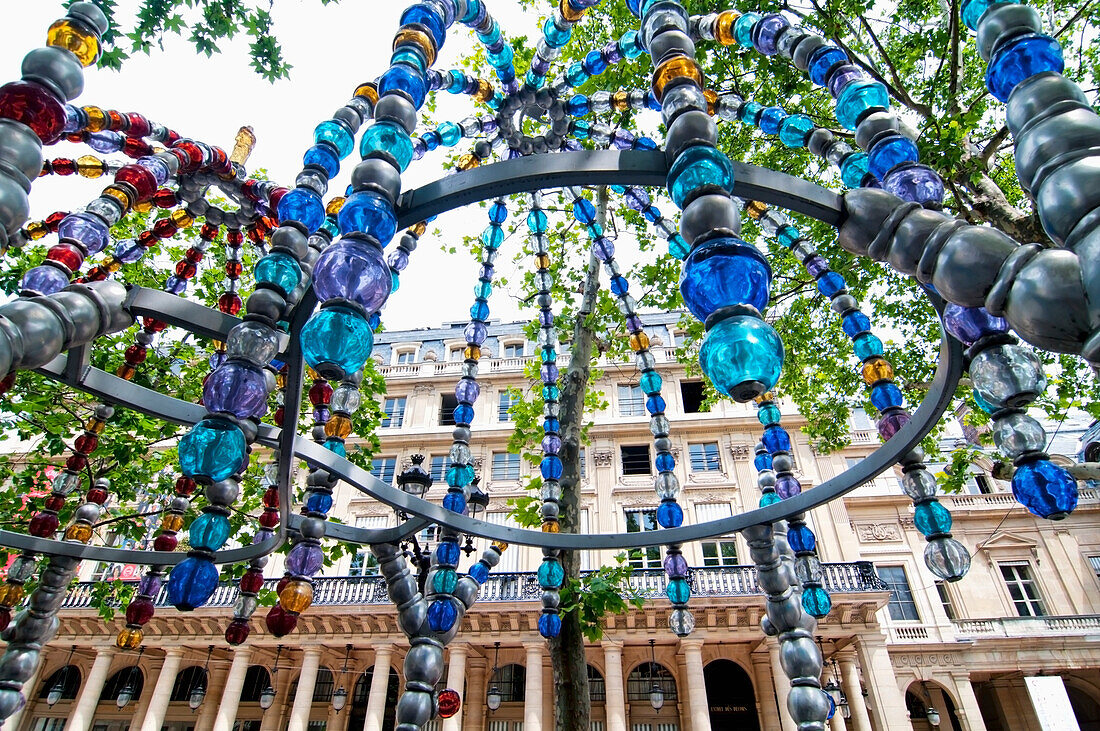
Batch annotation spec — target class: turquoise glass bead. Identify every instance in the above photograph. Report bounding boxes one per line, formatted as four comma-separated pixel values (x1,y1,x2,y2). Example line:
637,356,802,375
438,121,462,146
667,146,735,209
639,370,662,395
734,13,760,47
277,188,325,232
853,332,884,361
324,438,346,457
390,48,426,72
482,224,504,248
565,63,589,88
802,586,832,618
699,316,784,401
179,418,247,482
488,44,513,69
446,463,475,488
759,491,782,507
255,252,302,295
314,119,354,159
360,122,414,171
538,559,565,589
666,578,691,603
986,33,1064,103
620,30,643,59
167,557,220,611
962,0,1017,30
474,280,492,299
544,17,571,45
301,306,375,376
189,511,232,551
776,225,800,247
757,403,781,426
835,79,890,130
778,114,814,147
840,152,870,188
668,234,689,259
433,568,458,594
914,501,953,536
527,209,548,233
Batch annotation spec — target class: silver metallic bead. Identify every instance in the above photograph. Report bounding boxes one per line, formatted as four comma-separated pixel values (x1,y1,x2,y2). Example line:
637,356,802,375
270,225,309,259
787,685,830,728
977,3,1041,61
375,95,418,134
351,158,402,204
680,194,739,244
0,173,30,235
395,689,434,728
21,47,84,101
206,479,240,505
0,120,43,182
404,641,445,687
766,592,803,630
298,517,326,539
772,454,793,473
1002,248,1090,354
68,2,110,34
664,111,717,163
779,636,822,680
452,577,479,608
931,226,1019,306
648,30,695,64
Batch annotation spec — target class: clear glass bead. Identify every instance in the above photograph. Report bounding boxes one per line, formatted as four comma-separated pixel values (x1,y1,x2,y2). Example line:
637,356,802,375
459,116,482,136
449,443,473,464
330,384,362,413
970,344,1047,409
654,471,680,499
901,468,939,500
795,555,823,584
825,141,853,166
226,321,279,366
992,411,1046,458
669,608,695,636
924,536,971,581
85,197,122,226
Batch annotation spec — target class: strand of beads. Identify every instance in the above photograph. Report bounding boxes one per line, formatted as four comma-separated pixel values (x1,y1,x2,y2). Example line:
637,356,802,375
527,1,608,90
474,7,518,95
609,184,690,260
427,69,497,108
226,466,280,645
547,29,644,99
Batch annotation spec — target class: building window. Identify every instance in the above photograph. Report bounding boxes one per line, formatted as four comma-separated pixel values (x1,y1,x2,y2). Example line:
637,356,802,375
579,447,587,479
492,452,521,481
935,581,957,621
350,517,385,576
626,663,678,702
625,509,662,569
1090,555,1100,584
381,397,406,428
621,445,651,476
491,664,526,703
1000,562,1046,617
395,350,416,365
680,380,706,413
502,342,524,358
689,442,721,472
370,458,396,485
588,665,606,702
964,473,995,494
439,394,459,426
449,346,465,361
430,455,451,483
618,384,645,417
877,565,920,621
499,390,519,422
695,503,737,566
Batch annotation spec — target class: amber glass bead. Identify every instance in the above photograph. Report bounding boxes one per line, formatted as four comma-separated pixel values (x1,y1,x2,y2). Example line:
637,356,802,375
306,366,320,380
862,358,894,385
24,221,48,240
754,391,774,404
473,79,493,103
464,345,481,360
82,106,107,132
275,371,287,388
115,363,136,381
704,88,718,115
106,110,124,130
325,415,353,438
409,221,427,236
102,185,133,211
491,540,509,553
630,331,650,351
47,19,100,66
104,258,122,273
116,627,143,649
542,521,560,533
354,82,378,104
161,514,184,532
612,91,629,111
745,200,768,220
560,0,584,21
393,28,436,66
651,55,704,102
279,580,314,613
65,523,93,542
171,209,195,228
85,418,105,434
325,197,345,216
535,254,551,270
76,154,105,178
714,10,740,45
132,200,153,213
457,154,480,171
0,584,25,606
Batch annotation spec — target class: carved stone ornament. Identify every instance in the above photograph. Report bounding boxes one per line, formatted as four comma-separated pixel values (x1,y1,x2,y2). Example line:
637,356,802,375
592,450,614,466
729,443,752,459
855,522,903,542
413,384,436,395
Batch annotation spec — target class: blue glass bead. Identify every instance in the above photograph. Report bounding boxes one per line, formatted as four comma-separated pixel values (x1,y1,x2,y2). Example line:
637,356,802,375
442,491,467,513
541,456,563,480
179,418,247,482
314,119,354,159
853,333,884,361
469,562,490,584
757,403,782,426
337,191,397,243
544,17,571,46
446,463,475,487
543,417,560,433
639,370,662,395
680,237,771,320
634,135,657,150
610,275,629,295
427,599,458,631
699,315,784,401
620,30,643,58
453,403,475,425
360,122,414,171
809,46,848,86
754,452,773,471
625,0,642,16
488,200,508,224
840,152,871,188
657,501,683,528
868,135,919,180
565,63,589,88
538,559,565,589
379,64,427,108
787,525,816,553
312,237,391,312
203,361,268,419
738,101,763,125
59,212,109,255
871,382,904,411
642,205,661,223
19,266,68,295
778,114,814,147
435,541,461,566
762,425,791,453
913,500,953,536
963,0,1017,30
572,197,596,223
539,613,562,638
842,311,871,338
835,79,890,130
470,300,490,321
189,512,232,551
255,252,302,295
567,94,589,117
802,586,832,618
882,163,945,205
942,303,1008,345
303,144,340,178
306,492,333,513
816,271,847,298
987,33,1064,103
646,395,666,415
655,452,675,472
751,13,789,55
758,106,788,134
666,577,691,603
759,491,781,507
583,49,608,76
401,4,446,47
1012,459,1078,519
167,557,220,610
668,234,689,260
734,12,760,47
301,306,374,376
667,146,735,209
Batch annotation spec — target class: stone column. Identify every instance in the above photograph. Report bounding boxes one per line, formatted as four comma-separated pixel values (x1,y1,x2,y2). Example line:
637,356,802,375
287,648,323,731
837,655,872,731
679,639,711,731
949,672,989,731
602,641,627,731
195,653,230,731
768,640,796,731
828,694,848,731
929,686,960,731
364,646,394,731
139,648,185,731
212,646,253,731
523,643,543,731
750,651,783,731
69,647,116,731
854,635,909,731
442,644,468,731
465,657,488,731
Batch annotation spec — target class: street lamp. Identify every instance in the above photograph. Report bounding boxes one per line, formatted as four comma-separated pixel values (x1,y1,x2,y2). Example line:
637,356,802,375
647,640,664,711
486,642,502,712
46,646,76,707
189,646,214,711
397,454,432,502
260,645,283,711
463,477,490,555
116,647,144,710
921,682,941,726
332,644,352,713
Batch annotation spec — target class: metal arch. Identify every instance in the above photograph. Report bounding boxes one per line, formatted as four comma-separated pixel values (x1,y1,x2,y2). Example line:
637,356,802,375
395,150,845,229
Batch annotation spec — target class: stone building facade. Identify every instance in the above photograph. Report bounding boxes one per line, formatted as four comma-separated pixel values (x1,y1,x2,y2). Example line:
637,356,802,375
14,314,1100,731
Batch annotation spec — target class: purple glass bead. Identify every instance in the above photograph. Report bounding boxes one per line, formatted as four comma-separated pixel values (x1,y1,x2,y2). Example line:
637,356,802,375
563,139,582,151
663,553,689,578
751,13,789,56
541,363,559,383
593,237,616,261
624,188,650,211
776,475,802,499
203,362,269,419
286,543,325,576
165,276,187,294
114,237,145,264
136,156,170,185
87,130,123,153
479,263,495,280
504,79,520,95
386,248,410,272
208,352,227,370
482,118,499,134
626,315,644,332
942,303,1008,345
58,211,110,255
63,104,82,132
312,237,391,313
138,575,163,597
253,528,275,544
827,64,865,97
465,320,488,345
412,138,427,160
531,55,551,75
313,407,330,423
539,309,554,327
882,163,945,205
20,265,68,295
611,129,634,150
541,434,562,454
804,255,829,277
455,378,481,402
877,409,911,440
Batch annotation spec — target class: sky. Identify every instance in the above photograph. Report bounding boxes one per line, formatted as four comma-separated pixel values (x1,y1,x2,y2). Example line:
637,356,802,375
1,1,546,331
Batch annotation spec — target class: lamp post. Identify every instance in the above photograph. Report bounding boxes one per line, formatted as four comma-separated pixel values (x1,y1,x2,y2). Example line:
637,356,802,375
397,455,434,592
189,645,214,711
46,646,76,707
486,642,502,712
463,477,489,555
260,645,282,712
116,647,144,710
332,643,352,713
647,639,664,711
922,682,941,727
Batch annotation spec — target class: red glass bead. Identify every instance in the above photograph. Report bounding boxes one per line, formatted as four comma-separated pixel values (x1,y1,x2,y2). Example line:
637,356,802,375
175,476,196,495
153,189,177,208
45,211,67,231
225,618,251,645
200,223,219,240
43,495,65,512
175,141,203,170
269,188,289,209
137,231,159,248
46,243,83,272
265,605,298,637
0,608,12,631
152,219,178,238
165,129,180,145
241,180,260,201
143,317,167,333
259,510,280,528
83,268,107,282
124,345,147,364
153,533,178,551
218,293,242,315
126,113,151,138
73,433,98,454
210,147,230,173
106,110,124,129
28,512,59,537
86,487,108,504
125,597,155,625
273,407,284,426
262,487,279,508
121,137,152,158
437,689,461,719
184,248,203,264
0,372,14,397
247,227,266,245
52,158,76,175
0,81,66,144
174,261,196,279
65,454,86,471
309,382,332,406
225,260,243,277
115,164,157,202
226,229,244,246
240,570,265,594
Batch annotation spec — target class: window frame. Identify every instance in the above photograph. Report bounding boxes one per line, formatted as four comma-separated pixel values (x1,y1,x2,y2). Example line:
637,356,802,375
501,342,525,358
620,445,651,476
624,508,662,569
381,396,406,428
688,442,721,472
498,390,519,422
491,452,521,482
439,394,459,426
877,564,921,622
679,379,706,414
618,384,646,417
394,348,417,365
369,457,397,485
999,561,1046,617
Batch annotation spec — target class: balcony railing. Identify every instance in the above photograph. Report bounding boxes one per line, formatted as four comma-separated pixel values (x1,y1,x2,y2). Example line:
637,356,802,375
60,561,888,610
952,614,1100,638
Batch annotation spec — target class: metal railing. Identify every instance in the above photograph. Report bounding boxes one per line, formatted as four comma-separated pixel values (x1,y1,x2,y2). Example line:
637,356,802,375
60,561,888,610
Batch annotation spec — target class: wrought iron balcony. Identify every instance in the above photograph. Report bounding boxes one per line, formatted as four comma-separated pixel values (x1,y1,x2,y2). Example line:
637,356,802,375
59,561,888,610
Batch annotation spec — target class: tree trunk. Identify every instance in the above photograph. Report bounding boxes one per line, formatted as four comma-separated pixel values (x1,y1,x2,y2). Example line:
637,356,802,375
551,186,607,731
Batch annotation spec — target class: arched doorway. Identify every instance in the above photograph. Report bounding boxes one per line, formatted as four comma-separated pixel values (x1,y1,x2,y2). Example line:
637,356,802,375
1067,684,1100,730
905,681,962,731
704,660,760,731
